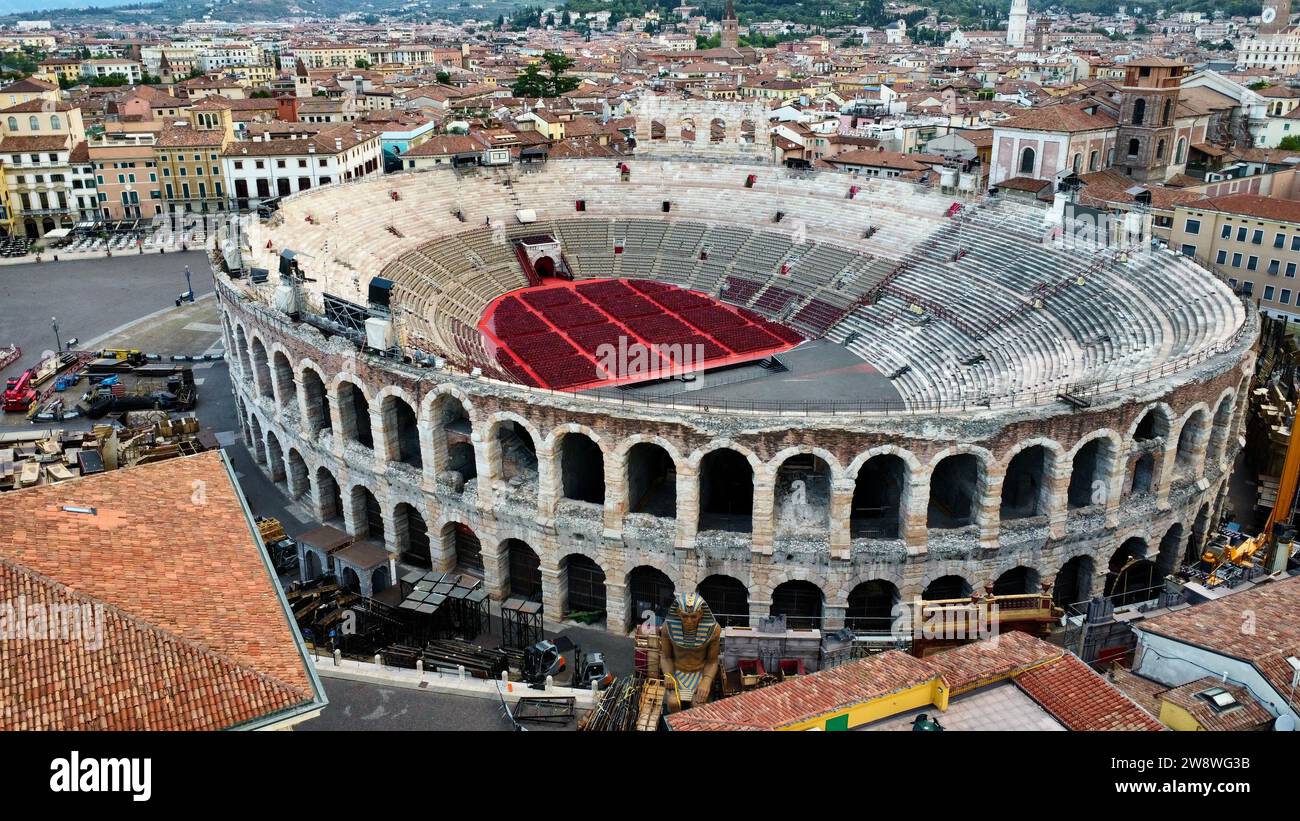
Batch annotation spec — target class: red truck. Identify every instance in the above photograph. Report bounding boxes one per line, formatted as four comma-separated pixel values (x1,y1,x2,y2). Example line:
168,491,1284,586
3,368,36,412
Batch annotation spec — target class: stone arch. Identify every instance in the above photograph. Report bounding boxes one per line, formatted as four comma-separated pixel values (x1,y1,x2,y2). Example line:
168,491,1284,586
1053,554,1096,609
991,565,1040,595
233,324,252,381
553,428,606,505
708,116,726,143
439,521,483,577
374,386,421,469
561,552,607,616
249,336,273,400
486,411,542,483
922,574,973,600
347,483,384,541
333,375,374,449
393,500,431,567
286,448,310,499
298,362,332,434
1128,402,1174,443
1172,404,1210,479
925,446,992,531
624,438,679,517
846,579,900,633
249,414,265,464
271,346,297,410
999,438,1062,520
314,465,343,522
625,564,677,630
1207,389,1236,467
1157,521,1184,578
695,444,758,533
1106,536,1157,606
1067,429,1122,509
772,448,836,540
426,390,477,491
265,429,286,484
501,538,542,602
678,116,696,142
696,573,749,626
850,450,914,539
770,580,824,629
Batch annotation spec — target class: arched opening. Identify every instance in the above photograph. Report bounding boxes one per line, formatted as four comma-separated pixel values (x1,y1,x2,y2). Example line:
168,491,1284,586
340,567,361,593
626,566,675,630
770,580,824,630
697,574,748,627
315,466,342,522
698,448,753,533
503,539,542,602
301,367,331,434
534,255,557,278
393,502,430,567
650,119,666,141
1069,437,1116,509
1053,555,1095,608
709,117,726,143
1126,137,1140,158
304,549,323,581
774,454,831,537
381,395,421,469
1132,97,1146,126
846,580,900,634
1174,409,1207,477
1157,523,1183,578
441,522,483,577
370,566,391,595
265,431,286,484
1001,445,1050,519
287,449,309,499
927,454,982,530
435,395,476,493
1105,538,1156,606
337,381,372,449
678,117,695,142
350,485,384,541
1175,138,1187,164
1134,406,1172,442
250,338,273,400
1018,146,1035,175
558,432,605,505
562,554,606,618
496,420,538,485
852,454,906,538
1161,98,1172,125
1128,453,1155,495
992,566,1040,596
740,119,756,144
1088,150,1099,171
923,575,972,601
272,351,296,409
627,442,676,517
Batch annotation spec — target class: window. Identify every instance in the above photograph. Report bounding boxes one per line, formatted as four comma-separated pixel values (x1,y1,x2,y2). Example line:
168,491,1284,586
1265,285,1276,301
4,116,13,130
1156,139,1165,160
1275,233,1286,248
1243,281,1255,296
1180,244,1196,256
1288,262,1297,278
1248,256,1259,270
50,114,60,130
1221,224,1232,239
1291,235,1300,252
233,161,243,170
1232,253,1243,267
27,115,37,131
1237,227,1248,242
1185,218,1200,235
1252,229,1264,244
1088,150,1098,171
1216,250,1228,265
1270,259,1281,275
1133,97,1146,125
1176,138,1186,164
1126,138,1139,158
1162,98,1172,125
1283,289,1293,304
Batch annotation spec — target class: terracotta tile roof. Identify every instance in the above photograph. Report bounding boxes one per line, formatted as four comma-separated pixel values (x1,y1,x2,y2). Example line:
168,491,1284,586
1135,575,1300,712
0,451,322,730
402,133,484,157
156,125,227,148
667,631,1136,731
1015,653,1164,731
1184,193,1300,225
0,134,72,152
997,100,1117,133
0,99,76,113
1158,677,1273,731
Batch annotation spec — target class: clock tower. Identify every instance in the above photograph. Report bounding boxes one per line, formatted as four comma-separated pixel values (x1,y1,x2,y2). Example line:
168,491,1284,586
1262,0,1290,35
721,0,739,49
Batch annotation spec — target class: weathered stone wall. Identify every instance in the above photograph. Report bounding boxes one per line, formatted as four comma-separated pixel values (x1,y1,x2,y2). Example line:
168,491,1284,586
218,276,1256,634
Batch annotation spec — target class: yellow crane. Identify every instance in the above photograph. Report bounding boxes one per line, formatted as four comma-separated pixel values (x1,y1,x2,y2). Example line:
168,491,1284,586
1200,404,1300,586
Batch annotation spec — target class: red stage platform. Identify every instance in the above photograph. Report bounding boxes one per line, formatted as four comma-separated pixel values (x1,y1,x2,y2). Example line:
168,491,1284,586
479,279,804,391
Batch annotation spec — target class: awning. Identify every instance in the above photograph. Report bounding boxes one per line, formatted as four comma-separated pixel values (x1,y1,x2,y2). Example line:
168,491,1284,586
515,209,537,224
43,228,71,239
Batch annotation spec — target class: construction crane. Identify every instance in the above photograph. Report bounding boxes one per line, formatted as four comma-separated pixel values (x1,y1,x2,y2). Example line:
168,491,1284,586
1196,406,1300,587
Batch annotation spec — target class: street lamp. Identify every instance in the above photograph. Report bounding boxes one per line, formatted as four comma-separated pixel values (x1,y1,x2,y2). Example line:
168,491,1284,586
51,317,60,354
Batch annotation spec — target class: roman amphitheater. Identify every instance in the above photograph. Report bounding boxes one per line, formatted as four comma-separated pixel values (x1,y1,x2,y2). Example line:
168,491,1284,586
213,123,1257,634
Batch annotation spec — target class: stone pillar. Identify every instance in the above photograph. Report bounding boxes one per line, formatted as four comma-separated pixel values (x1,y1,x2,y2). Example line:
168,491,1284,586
751,466,776,556
541,564,565,619
977,469,1001,549
749,595,771,624
604,580,628,633
1046,458,1071,539
432,523,456,573
675,462,699,550
380,504,399,555
472,430,494,513
823,603,847,632
482,542,510,602
368,407,386,464
904,476,929,555
535,439,560,527
829,478,854,560
1103,452,1125,529
418,418,439,494
327,393,346,455
1154,441,1175,512
603,448,627,539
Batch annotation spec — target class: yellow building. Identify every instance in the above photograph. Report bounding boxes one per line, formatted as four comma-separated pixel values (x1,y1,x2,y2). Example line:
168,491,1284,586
153,102,235,215
292,44,370,69
0,100,89,238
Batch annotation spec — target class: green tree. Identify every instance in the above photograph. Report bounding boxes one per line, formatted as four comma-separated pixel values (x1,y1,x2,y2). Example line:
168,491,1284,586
542,50,579,94
1278,135,1300,150
435,70,451,84
512,63,549,97
355,58,371,69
